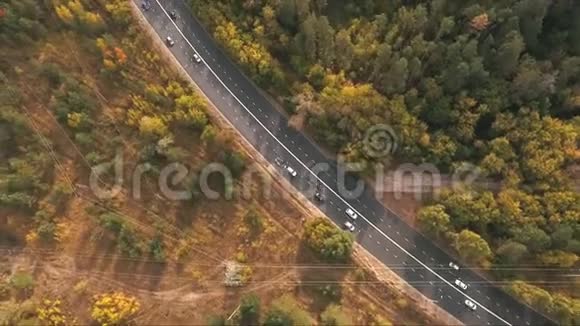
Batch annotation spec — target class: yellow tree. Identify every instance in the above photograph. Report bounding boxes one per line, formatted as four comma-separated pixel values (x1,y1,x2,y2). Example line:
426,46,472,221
91,292,140,326
139,116,168,138
54,5,74,25
37,299,76,326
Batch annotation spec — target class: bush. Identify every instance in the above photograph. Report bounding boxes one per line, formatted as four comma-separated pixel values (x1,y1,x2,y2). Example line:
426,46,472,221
37,299,73,326
244,207,264,235
38,63,64,88
149,236,165,262
10,272,34,291
221,150,246,179
239,294,260,326
91,292,140,326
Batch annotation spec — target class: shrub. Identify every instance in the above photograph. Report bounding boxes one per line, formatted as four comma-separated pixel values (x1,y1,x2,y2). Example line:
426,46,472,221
239,294,260,326
37,299,74,326
10,272,34,291
221,150,246,179
91,292,140,326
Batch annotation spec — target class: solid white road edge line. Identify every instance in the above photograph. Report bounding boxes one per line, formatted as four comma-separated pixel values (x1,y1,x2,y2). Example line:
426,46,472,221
151,1,511,325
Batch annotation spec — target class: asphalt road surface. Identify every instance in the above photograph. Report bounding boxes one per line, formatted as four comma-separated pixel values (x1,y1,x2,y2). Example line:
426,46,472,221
135,1,557,325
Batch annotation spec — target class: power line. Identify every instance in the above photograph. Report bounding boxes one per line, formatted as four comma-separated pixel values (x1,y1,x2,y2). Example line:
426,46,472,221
18,100,222,263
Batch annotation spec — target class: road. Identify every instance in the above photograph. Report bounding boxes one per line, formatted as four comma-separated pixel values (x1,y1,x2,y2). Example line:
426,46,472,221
135,1,557,325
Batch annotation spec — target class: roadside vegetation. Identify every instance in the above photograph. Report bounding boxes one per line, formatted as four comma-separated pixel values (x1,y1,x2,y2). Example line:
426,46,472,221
190,0,580,323
0,0,447,324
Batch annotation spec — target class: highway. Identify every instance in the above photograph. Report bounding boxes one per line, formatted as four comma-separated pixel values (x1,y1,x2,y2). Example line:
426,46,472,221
135,1,556,325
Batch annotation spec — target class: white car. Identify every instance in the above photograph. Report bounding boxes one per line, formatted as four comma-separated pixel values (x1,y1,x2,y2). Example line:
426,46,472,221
193,53,202,63
343,221,355,232
286,166,297,177
464,299,477,311
454,279,468,291
345,208,358,220
449,262,460,271
165,36,175,47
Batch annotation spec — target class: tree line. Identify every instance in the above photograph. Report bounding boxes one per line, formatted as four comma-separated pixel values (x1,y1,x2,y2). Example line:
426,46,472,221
190,0,579,323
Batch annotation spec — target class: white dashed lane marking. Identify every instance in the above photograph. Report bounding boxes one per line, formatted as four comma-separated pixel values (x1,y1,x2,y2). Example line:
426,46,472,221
151,5,515,325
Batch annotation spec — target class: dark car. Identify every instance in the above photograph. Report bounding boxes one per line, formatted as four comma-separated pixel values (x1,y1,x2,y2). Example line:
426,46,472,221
141,1,151,11
169,10,177,20
314,191,324,201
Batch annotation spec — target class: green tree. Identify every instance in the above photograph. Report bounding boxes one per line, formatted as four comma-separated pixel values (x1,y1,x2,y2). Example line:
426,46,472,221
453,229,493,265
334,29,354,70
9,272,34,292
550,224,574,250
303,218,353,262
496,241,528,265
510,225,551,253
239,294,260,326
201,125,217,144
494,31,524,78
537,250,578,268
277,0,297,29
417,204,451,238
105,0,132,27
316,16,335,67
299,14,318,63
515,0,550,51
221,150,246,179
441,190,499,230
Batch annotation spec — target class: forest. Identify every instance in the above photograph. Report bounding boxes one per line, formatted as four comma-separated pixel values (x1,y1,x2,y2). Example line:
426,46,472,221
190,0,580,323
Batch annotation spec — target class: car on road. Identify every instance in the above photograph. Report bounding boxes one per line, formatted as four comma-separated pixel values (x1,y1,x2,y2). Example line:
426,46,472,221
141,1,151,11
286,166,297,177
314,191,324,201
343,221,355,232
464,299,477,311
274,157,284,167
454,279,468,291
165,36,175,47
448,262,460,271
345,208,358,220
169,10,177,20
193,53,202,63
